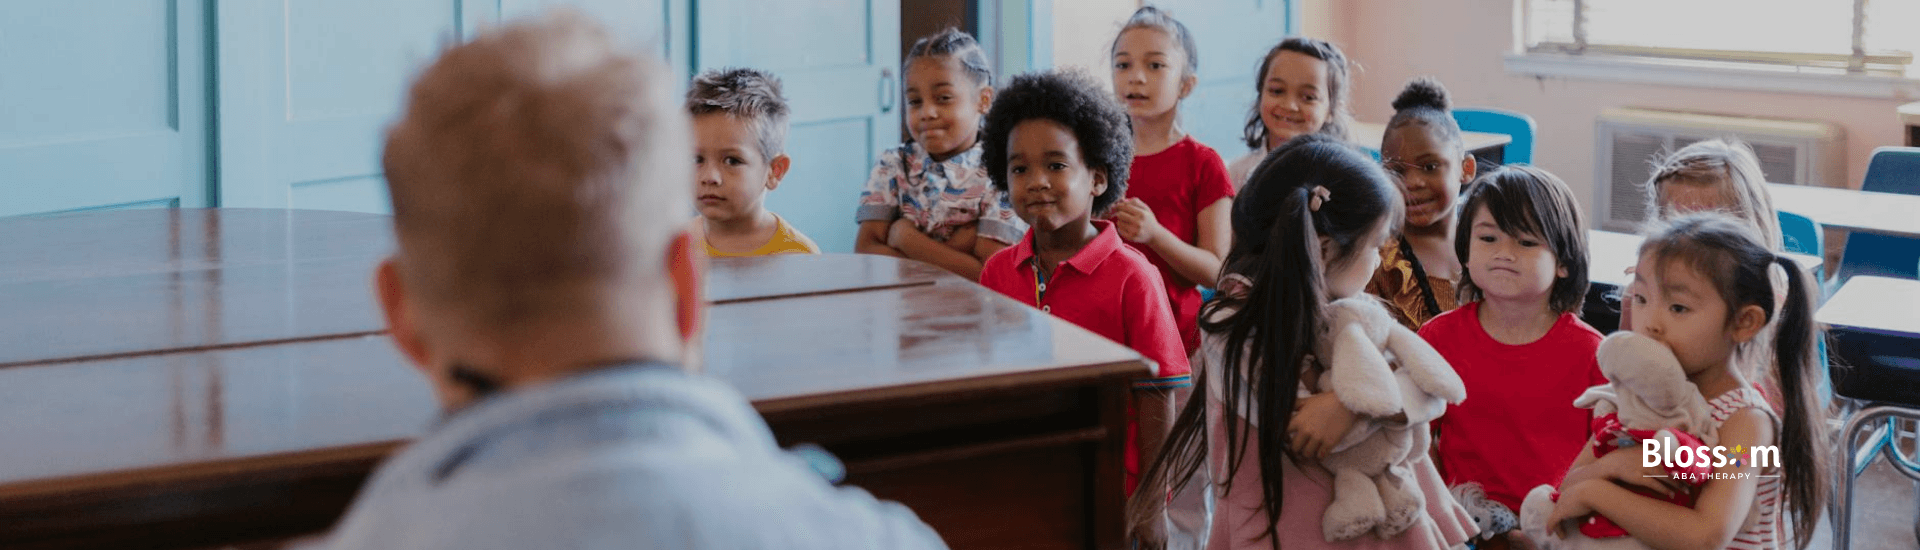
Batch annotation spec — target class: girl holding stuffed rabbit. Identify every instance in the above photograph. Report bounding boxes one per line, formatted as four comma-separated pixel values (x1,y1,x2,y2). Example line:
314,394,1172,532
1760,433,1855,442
1541,213,1829,550
1127,134,1475,550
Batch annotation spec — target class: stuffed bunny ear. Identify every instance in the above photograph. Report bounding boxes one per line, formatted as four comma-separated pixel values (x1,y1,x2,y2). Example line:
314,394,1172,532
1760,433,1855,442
1329,321,1403,418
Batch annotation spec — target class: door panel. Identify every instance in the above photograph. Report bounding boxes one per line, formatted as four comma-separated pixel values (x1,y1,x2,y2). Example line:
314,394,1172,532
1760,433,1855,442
0,1,209,217
698,0,901,254
1156,0,1292,161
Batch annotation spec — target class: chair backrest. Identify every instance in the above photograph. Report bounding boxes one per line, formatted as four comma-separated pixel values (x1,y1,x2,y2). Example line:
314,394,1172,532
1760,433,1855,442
1453,108,1537,165
1777,209,1822,258
1838,146,1920,281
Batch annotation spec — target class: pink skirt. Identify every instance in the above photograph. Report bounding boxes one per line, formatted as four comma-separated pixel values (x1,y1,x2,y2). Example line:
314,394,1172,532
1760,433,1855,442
1206,406,1475,549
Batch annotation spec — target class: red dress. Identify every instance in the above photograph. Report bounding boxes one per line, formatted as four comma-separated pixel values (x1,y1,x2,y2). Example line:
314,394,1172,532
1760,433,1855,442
1121,135,1236,355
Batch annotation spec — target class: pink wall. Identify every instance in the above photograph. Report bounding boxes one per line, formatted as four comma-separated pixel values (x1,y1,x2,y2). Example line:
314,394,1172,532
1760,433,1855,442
1317,0,1910,216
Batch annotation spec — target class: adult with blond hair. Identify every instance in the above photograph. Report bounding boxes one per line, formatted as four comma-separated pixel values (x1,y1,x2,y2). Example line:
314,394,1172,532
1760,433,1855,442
305,11,947,550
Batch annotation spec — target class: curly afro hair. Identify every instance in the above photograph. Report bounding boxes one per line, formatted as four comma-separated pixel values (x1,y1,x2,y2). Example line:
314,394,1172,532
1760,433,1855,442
980,69,1133,217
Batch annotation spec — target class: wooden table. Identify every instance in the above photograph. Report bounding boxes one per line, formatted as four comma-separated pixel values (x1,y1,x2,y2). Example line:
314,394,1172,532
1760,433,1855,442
1767,183,1920,239
1581,230,1823,333
1351,121,1515,166
0,209,1148,550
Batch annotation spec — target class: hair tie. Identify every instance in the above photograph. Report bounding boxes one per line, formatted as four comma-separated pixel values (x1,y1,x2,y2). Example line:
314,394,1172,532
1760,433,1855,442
1309,185,1332,212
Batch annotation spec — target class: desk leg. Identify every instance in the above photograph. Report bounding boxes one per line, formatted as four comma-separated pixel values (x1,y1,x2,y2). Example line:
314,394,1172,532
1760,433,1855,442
1092,382,1128,550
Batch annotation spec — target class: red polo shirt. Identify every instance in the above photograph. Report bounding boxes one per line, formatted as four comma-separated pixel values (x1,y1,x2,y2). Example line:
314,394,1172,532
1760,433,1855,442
981,220,1191,492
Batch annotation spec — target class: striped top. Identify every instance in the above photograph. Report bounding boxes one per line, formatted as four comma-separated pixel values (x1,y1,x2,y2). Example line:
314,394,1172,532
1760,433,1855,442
1709,387,1784,550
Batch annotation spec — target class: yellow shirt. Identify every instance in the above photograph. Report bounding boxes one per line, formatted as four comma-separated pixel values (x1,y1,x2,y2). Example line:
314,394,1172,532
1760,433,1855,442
704,214,820,257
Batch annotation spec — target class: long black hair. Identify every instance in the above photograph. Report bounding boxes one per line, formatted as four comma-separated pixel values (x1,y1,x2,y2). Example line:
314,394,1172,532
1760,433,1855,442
1127,133,1403,549
1638,213,1829,549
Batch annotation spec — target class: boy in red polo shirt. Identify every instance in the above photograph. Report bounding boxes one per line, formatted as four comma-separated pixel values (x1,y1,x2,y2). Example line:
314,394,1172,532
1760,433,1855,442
976,69,1189,495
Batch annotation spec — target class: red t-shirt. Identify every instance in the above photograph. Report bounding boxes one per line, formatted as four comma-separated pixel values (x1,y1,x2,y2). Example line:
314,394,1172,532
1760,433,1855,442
1419,301,1608,511
1121,135,1236,356
980,220,1191,493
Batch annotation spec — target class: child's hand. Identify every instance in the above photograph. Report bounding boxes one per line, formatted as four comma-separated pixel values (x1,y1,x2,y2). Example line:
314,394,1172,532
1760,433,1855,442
944,223,978,253
1289,392,1358,461
886,218,921,249
1111,198,1163,246
1545,480,1598,539
1593,446,1682,497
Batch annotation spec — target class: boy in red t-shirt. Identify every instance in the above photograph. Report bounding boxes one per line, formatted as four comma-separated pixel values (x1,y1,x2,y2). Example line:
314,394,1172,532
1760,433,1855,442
976,69,1190,496
1419,166,1606,543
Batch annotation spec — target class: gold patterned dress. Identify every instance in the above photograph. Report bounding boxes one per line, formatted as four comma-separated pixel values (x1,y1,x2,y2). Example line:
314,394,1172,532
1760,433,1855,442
1365,238,1459,332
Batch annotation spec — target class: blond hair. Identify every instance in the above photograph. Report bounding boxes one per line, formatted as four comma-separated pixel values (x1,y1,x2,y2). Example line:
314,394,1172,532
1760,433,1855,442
1645,139,1783,250
381,10,689,329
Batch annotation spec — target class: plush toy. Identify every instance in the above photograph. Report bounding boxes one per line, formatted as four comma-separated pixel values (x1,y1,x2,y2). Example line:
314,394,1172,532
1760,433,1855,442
1519,332,1717,549
1314,296,1467,542
1451,482,1517,545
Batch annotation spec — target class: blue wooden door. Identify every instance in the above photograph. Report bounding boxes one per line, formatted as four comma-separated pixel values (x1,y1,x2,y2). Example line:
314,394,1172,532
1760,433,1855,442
696,0,902,253
1154,0,1294,161
216,1,686,214
0,1,211,217
499,0,689,73
215,0,486,213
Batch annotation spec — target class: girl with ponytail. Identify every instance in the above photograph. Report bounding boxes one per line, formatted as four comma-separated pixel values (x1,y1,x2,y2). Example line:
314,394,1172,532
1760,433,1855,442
1129,134,1476,549
1545,213,1830,550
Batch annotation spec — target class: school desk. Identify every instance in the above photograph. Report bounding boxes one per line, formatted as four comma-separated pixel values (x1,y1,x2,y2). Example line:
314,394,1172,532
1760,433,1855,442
1766,182,1920,239
0,207,946,367
0,209,1148,550
1816,275,1920,550
1581,230,1821,333
1350,121,1515,165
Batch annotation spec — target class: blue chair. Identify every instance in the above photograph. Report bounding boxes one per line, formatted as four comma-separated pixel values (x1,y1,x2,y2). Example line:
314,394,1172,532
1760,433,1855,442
1453,108,1537,166
1835,146,1920,282
1776,210,1834,404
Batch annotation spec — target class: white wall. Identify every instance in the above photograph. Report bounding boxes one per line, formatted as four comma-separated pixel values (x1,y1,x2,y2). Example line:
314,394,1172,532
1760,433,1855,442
1310,0,1908,220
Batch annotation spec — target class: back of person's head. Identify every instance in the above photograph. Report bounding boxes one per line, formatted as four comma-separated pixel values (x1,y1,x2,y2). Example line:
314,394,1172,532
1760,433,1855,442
1637,213,1829,548
1110,5,1200,78
1454,165,1590,314
382,10,688,341
1645,139,1782,250
1130,133,1400,549
904,27,994,88
981,69,1133,216
1243,37,1353,148
1385,76,1463,155
686,67,790,160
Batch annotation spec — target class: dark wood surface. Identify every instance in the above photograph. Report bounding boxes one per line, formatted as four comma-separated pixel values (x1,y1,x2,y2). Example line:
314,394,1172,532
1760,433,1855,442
706,252,951,304
0,208,947,367
0,209,391,368
0,208,1145,550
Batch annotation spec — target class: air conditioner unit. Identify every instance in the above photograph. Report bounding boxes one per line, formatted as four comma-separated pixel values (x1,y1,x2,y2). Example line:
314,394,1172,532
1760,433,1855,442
1594,107,1845,232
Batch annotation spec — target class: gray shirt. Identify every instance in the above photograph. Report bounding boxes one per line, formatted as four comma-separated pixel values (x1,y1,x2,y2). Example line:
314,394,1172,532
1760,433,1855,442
306,362,948,550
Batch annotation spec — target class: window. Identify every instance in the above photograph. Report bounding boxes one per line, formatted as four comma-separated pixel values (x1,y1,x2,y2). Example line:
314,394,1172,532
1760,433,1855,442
1523,0,1919,77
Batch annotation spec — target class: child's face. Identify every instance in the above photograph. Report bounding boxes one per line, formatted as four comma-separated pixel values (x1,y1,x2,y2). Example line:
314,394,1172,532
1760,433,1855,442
1628,254,1741,376
1005,119,1106,233
1258,50,1331,148
1323,218,1393,300
1382,123,1472,230
1464,205,1567,304
692,114,783,223
1658,180,1734,219
904,56,991,160
1111,28,1191,120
